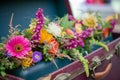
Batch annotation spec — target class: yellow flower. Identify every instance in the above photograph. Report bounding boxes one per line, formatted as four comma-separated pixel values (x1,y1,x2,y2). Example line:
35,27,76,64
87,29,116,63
61,32,66,37
27,51,33,58
29,18,38,31
60,27,66,37
22,58,32,67
39,29,53,44
83,15,97,28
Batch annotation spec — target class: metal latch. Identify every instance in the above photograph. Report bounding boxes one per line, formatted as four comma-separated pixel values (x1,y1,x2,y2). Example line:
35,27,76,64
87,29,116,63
115,42,120,56
89,56,101,71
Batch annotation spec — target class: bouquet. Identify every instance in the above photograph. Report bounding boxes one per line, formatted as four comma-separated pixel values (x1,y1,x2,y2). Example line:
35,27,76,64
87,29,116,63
0,8,117,77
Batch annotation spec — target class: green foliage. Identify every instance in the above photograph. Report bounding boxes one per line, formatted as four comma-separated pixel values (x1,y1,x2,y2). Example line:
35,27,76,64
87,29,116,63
0,43,4,47
94,31,103,41
24,29,32,40
96,13,112,29
44,17,50,25
62,49,70,55
0,49,16,77
102,21,112,28
90,38,109,51
83,39,92,53
59,14,74,30
0,71,6,77
70,49,89,77
43,45,52,61
78,53,89,77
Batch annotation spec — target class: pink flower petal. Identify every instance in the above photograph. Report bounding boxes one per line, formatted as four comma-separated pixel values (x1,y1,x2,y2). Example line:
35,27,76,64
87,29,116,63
5,36,31,58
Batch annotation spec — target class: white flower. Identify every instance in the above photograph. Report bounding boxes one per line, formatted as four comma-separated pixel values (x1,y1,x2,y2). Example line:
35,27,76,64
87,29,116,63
47,22,61,37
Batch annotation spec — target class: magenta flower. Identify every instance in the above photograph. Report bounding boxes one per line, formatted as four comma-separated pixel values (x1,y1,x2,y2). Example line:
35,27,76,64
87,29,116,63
109,19,117,32
5,36,31,58
68,15,76,21
32,51,42,63
32,8,44,47
80,28,94,39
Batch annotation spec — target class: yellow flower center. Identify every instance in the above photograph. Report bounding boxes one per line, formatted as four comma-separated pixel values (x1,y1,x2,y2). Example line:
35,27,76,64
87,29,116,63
14,44,23,52
86,18,96,26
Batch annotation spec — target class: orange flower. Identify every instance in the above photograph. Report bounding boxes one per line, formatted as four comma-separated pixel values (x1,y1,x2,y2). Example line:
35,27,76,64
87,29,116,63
102,28,109,38
39,29,53,44
75,23,82,33
48,38,59,55
65,28,74,36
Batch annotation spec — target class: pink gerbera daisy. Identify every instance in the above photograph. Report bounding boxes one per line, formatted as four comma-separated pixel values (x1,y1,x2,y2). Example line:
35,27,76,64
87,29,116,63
5,36,31,58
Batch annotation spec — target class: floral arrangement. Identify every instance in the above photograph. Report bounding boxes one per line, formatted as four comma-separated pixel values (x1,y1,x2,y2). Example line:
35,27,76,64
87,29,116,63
0,8,117,77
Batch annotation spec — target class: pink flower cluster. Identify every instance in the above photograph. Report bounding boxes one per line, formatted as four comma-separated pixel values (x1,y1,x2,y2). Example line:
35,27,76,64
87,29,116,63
65,28,94,50
32,8,44,47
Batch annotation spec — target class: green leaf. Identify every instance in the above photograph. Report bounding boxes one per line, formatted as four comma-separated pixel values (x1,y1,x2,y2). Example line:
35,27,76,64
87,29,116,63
102,22,112,28
43,45,48,55
62,50,70,55
0,71,6,77
60,14,74,30
0,43,4,48
0,66,5,71
24,29,32,40
0,52,3,55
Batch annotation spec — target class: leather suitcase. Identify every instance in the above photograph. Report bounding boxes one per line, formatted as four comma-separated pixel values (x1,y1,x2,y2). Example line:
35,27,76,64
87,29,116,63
35,30,120,80
1,0,120,80
5,36,114,80
40,37,120,80
6,31,120,80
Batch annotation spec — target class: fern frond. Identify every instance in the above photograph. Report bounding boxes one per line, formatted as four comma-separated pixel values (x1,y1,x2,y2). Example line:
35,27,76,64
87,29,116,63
70,49,89,77
90,39,109,51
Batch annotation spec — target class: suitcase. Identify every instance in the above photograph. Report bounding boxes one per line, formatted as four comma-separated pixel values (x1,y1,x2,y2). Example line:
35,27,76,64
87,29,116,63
39,36,120,80
4,31,119,80
1,0,120,79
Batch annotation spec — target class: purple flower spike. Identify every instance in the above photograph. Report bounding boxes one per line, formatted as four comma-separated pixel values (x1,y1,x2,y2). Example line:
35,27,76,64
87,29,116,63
81,32,88,38
32,51,42,63
80,28,94,39
87,28,94,32
79,41,85,47
77,38,85,47
64,28,94,49
32,8,44,47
